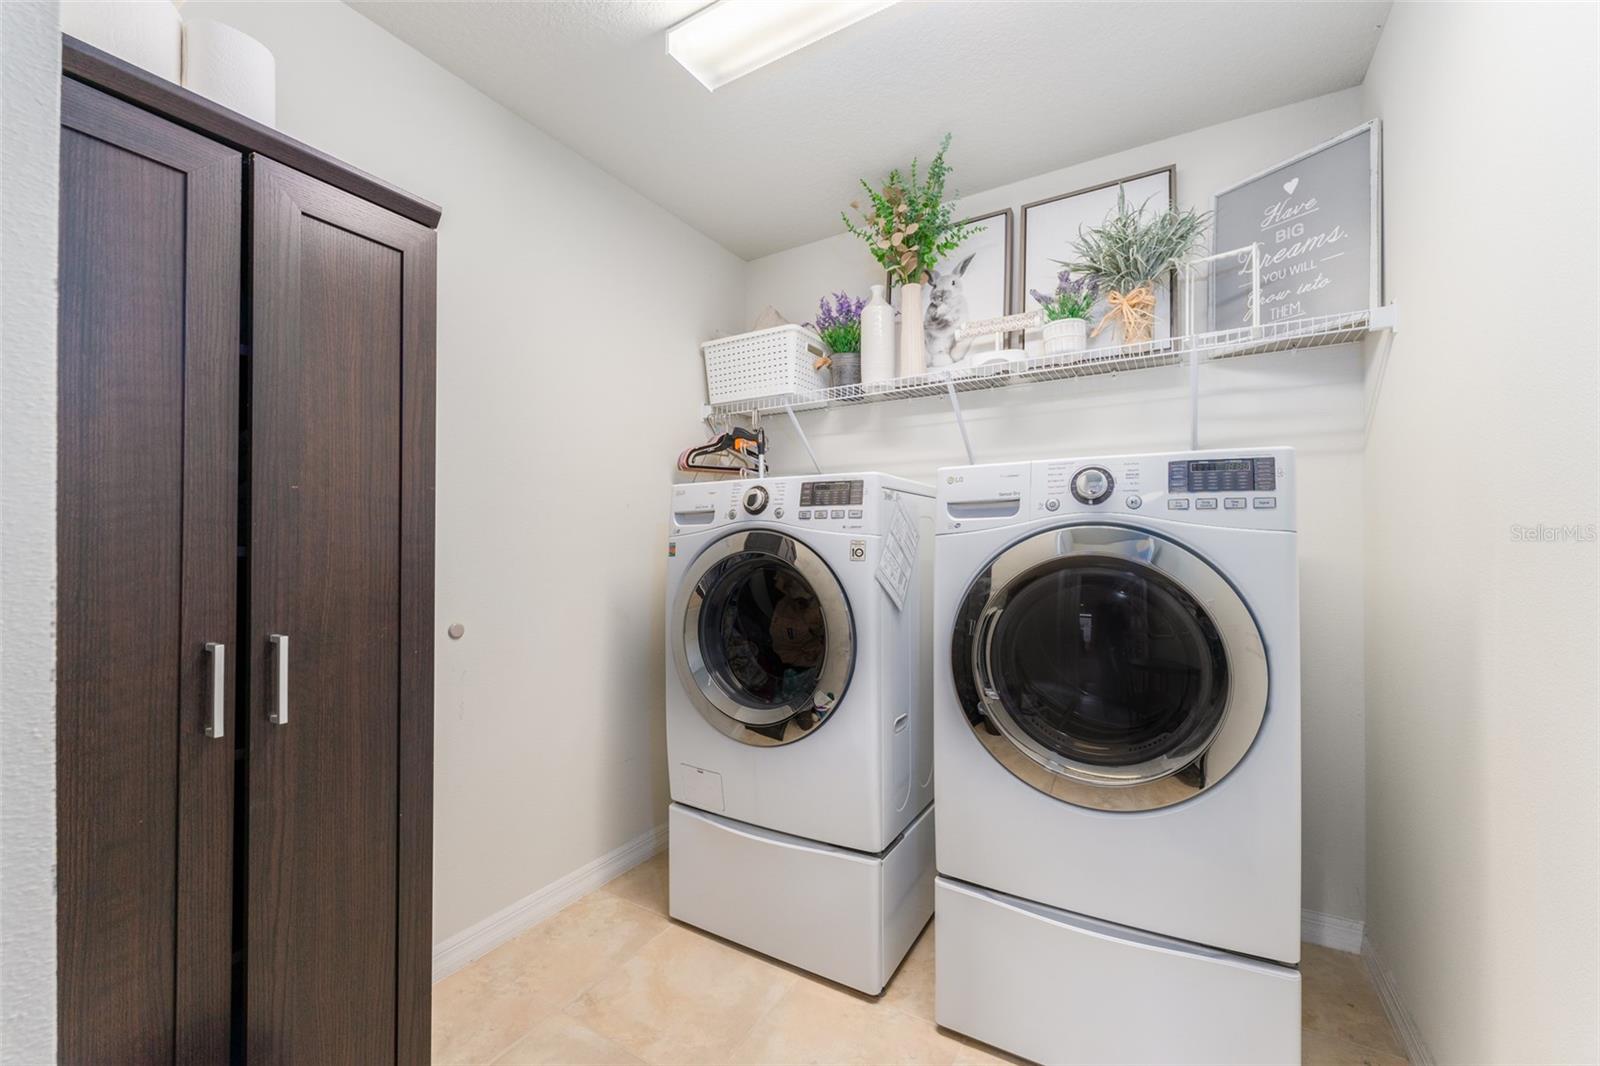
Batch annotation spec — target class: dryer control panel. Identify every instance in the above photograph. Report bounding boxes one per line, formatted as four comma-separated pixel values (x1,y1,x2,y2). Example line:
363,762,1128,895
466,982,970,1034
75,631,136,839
936,448,1295,533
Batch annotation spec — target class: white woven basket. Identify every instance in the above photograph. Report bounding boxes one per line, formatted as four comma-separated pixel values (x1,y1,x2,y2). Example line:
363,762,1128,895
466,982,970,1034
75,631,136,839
702,325,829,406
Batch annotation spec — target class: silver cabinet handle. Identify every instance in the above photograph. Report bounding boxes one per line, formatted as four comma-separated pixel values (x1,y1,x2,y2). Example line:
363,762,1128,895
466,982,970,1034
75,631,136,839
269,633,289,725
204,642,226,739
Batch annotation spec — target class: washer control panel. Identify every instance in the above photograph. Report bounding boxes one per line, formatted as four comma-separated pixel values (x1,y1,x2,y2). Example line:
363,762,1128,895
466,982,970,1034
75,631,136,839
671,476,894,535
1167,456,1277,494
794,479,868,527
798,479,864,509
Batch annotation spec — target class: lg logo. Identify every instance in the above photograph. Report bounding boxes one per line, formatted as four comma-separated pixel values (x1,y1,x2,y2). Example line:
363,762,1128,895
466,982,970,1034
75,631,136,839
946,474,964,485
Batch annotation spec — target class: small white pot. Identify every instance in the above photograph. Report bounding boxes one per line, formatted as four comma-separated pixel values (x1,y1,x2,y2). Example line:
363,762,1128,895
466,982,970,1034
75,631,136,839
1043,317,1089,359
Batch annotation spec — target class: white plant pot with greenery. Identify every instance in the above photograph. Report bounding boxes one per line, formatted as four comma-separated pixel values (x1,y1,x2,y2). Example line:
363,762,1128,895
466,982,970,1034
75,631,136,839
1031,270,1098,362
844,134,978,384
1042,316,1089,358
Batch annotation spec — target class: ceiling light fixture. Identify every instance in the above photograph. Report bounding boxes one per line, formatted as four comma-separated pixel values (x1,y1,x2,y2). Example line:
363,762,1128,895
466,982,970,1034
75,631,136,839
666,0,898,92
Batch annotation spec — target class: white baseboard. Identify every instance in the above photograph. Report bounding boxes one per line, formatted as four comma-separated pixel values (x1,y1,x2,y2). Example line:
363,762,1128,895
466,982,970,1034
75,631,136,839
1300,908,1365,954
431,822,669,983
432,852,1363,980
1362,932,1434,1066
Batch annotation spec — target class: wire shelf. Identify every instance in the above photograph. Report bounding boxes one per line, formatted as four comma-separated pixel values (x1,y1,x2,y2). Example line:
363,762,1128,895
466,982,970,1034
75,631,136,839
1195,306,1394,361
704,306,1395,419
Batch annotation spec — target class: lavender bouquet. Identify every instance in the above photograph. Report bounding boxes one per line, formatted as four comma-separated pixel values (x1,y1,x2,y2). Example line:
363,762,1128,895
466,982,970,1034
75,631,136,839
812,291,865,354
1030,270,1098,322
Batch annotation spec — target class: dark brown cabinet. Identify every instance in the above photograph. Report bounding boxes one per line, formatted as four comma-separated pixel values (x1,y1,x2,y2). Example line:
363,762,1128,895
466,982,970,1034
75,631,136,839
56,75,240,1066
244,158,436,1064
56,46,437,1065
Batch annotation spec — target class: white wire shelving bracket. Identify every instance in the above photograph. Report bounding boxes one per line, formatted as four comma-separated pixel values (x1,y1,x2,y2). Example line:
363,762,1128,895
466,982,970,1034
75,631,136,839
782,401,822,474
704,245,1398,461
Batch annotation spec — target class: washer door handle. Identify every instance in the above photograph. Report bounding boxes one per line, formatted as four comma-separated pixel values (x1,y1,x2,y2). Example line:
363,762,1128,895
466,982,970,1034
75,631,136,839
973,606,1003,704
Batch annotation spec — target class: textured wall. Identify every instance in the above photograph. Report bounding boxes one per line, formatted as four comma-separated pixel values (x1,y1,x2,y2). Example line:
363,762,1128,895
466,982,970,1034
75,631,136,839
0,0,61,1060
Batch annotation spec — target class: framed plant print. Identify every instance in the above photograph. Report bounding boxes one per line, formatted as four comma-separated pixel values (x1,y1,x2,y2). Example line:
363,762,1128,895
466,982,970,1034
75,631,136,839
1020,165,1177,352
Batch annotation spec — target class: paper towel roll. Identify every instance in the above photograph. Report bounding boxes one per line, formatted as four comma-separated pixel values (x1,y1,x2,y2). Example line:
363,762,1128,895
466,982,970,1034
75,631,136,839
181,19,276,127
62,1,182,84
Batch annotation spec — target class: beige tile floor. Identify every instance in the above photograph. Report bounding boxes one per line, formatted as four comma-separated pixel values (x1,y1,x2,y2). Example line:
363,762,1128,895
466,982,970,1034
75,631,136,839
433,852,1408,1066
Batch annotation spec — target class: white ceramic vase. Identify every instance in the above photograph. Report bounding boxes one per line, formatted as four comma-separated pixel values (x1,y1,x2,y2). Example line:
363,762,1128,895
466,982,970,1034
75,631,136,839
898,281,926,376
1043,317,1090,360
860,284,896,387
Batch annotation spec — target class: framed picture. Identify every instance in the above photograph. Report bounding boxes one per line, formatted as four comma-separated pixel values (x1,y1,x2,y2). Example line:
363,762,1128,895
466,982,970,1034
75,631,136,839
1211,121,1382,330
890,209,1015,364
1020,165,1176,351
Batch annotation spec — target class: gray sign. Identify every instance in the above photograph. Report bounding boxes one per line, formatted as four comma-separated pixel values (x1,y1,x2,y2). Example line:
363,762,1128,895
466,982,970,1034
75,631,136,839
1211,122,1381,330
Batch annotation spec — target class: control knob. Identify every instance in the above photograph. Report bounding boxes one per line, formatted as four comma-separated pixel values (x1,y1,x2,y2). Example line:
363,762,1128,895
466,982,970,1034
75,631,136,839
1070,466,1115,505
742,484,769,515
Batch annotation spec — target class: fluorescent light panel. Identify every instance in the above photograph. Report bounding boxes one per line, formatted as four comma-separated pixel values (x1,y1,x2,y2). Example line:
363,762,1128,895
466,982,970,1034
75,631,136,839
667,0,898,91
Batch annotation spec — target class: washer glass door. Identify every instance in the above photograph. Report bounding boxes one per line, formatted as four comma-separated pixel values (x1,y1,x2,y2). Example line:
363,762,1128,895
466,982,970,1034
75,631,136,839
952,524,1267,810
676,530,855,746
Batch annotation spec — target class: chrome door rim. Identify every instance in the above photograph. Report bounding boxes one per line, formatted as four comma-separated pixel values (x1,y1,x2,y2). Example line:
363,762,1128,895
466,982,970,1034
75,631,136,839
958,523,1268,811
673,529,855,747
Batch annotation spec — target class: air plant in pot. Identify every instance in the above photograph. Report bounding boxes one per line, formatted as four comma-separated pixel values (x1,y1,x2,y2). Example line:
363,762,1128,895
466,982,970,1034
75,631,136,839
1030,270,1098,360
843,134,979,375
1060,190,1210,346
811,291,866,389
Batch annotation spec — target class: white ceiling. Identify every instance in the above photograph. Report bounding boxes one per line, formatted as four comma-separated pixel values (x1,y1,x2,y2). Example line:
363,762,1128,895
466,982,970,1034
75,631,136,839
351,1,1390,260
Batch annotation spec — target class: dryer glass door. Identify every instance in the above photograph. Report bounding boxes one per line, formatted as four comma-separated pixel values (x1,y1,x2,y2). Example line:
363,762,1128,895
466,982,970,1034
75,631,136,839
676,530,855,746
952,524,1268,811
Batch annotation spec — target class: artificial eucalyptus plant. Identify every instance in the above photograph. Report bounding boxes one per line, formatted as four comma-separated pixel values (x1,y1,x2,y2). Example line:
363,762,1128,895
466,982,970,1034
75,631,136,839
844,134,979,287
1061,190,1211,342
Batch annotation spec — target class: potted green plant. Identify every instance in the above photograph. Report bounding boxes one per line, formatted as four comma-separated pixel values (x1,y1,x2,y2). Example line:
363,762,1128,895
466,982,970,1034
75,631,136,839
1030,270,1098,359
1061,191,1210,346
811,291,866,388
844,134,979,375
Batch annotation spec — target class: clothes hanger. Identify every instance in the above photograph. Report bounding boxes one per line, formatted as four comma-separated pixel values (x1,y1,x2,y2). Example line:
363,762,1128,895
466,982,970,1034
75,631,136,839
679,425,765,477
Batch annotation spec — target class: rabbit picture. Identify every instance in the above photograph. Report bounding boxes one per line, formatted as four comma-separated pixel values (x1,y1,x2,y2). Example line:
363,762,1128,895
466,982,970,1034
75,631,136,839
924,254,975,367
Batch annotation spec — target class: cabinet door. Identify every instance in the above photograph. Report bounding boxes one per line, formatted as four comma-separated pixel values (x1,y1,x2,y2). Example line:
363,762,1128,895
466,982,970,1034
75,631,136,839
246,155,436,1064
56,79,240,1063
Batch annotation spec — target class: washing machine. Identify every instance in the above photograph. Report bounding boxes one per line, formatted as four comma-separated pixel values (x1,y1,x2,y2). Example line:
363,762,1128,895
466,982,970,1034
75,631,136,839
664,473,935,994
932,448,1301,1065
